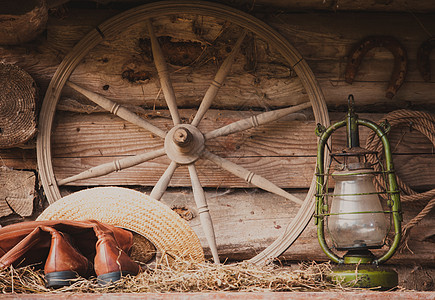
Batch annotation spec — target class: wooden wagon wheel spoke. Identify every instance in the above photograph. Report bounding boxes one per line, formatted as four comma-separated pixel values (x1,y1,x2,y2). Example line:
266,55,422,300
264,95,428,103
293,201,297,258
57,148,166,185
205,101,311,140
191,31,247,127
66,81,166,138
150,161,178,200
188,164,220,264
146,19,181,125
202,150,303,206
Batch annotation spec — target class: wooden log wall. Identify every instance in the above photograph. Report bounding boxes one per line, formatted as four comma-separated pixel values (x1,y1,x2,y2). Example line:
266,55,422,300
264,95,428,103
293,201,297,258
0,2,434,287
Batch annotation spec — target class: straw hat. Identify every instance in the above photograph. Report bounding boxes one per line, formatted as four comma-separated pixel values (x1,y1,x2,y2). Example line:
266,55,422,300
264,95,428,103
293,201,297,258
37,187,204,262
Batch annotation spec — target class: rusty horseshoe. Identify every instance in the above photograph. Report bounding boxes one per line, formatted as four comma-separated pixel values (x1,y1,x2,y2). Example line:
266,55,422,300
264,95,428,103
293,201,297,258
417,37,435,82
345,36,408,99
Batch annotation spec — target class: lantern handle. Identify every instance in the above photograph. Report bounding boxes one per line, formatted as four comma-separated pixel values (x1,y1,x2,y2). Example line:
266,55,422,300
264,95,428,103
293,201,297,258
315,119,347,264
357,118,402,264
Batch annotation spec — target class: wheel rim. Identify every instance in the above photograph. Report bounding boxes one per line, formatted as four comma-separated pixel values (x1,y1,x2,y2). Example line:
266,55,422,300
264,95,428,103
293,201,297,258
37,0,329,265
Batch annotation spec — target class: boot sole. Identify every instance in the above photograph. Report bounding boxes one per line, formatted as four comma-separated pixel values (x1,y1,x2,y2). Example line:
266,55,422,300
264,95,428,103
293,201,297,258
97,271,134,285
45,270,78,288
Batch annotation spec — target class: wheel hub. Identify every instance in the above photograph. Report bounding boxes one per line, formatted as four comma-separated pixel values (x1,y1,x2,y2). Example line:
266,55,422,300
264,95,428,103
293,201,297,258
165,124,205,164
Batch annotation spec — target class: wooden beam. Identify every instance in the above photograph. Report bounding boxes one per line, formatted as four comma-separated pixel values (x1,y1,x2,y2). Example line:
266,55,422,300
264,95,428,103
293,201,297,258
155,188,435,265
46,110,434,189
1,10,435,111
2,110,433,189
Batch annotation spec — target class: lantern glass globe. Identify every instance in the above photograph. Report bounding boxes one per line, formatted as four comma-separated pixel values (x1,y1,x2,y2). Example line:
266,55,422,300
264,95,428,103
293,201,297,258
328,169,388,251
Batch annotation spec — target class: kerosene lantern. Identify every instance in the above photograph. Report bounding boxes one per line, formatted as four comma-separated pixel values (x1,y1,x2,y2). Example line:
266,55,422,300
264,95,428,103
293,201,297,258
315,95,402,289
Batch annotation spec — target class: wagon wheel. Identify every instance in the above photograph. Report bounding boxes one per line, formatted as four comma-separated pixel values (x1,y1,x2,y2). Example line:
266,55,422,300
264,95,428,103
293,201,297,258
37,1,329,264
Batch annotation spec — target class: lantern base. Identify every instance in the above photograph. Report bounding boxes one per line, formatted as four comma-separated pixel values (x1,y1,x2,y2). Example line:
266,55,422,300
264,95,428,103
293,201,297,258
328,264,398,290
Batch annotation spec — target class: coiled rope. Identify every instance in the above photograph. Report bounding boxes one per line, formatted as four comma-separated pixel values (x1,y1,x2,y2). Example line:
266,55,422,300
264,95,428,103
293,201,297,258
365,109,435,251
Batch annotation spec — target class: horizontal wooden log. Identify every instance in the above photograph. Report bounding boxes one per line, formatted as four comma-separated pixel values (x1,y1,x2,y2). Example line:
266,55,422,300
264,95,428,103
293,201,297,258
1,10,435,111
155,188,435,265
2,109,433,189
0,148,36,169
0,0,48,45
256,0,435,13
43,110,435,190
47,0,435,13
282,205,435,266
49,107,303,190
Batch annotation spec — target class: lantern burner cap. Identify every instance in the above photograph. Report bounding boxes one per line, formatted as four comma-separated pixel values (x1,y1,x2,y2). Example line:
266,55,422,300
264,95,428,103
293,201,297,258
334,162,373,171
331,146,377,157
331,146,377,171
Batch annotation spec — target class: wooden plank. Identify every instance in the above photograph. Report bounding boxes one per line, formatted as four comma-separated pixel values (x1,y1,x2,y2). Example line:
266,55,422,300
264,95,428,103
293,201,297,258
320,80,435,110
155,188,305,260
0,148,37,170
46,0,435,13
155,188,435,265
51,109,319,189
46,110,435,189
1,110,433,189
236,0,435,13
53,155,317,188
2,10,435,110
281,206,435,266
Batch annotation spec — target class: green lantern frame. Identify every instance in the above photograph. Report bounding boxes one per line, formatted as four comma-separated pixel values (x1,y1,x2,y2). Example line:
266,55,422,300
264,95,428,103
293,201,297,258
315,95,402,288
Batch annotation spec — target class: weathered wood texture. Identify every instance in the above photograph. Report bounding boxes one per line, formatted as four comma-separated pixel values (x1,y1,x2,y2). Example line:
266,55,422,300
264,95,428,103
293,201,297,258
0,167,35,217
45,111,434,190
1,111,434,189
47,0,435,13
1,9,435,110
155,188,435,266
283,204,435,266
0,63,38,148
0,0,48,45
0,5,434,266
246,0,435,13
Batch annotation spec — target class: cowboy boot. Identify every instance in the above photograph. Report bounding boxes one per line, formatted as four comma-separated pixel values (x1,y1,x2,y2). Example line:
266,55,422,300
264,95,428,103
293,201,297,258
43,226,93,288
93,223,140,285
0,220,97,268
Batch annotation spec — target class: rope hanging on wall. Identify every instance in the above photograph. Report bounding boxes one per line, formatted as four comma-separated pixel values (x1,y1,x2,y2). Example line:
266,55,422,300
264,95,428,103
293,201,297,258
365,109,435,250
0,63,38,148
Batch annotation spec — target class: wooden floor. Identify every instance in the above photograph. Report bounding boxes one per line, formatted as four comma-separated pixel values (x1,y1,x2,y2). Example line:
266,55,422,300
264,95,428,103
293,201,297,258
1,291,434,300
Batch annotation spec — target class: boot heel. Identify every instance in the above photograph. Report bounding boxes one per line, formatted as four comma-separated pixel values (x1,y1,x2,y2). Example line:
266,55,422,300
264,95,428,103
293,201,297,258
97,271,133,285
45,270,77,288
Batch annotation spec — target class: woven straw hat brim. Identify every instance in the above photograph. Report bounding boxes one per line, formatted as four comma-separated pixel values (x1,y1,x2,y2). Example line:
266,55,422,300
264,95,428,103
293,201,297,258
36,187,204,262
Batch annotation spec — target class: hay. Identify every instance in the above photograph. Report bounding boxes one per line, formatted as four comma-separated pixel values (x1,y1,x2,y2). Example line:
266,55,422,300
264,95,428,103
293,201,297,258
0,260,353,294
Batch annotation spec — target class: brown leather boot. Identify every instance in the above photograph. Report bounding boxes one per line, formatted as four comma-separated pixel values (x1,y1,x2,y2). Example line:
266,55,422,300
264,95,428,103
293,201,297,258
43,226,93,288
0,220,131,269
93,223,140,285
0,220,138,286
0,224,52,269
0,220,97,268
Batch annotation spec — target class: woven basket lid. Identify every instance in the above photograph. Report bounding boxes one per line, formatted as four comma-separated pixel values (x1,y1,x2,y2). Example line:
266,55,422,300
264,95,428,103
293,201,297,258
37,187,205,262
0,63,38,148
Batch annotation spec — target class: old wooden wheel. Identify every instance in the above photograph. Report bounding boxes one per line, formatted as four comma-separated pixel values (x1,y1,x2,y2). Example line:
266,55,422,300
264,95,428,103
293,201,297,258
37,1,329,264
